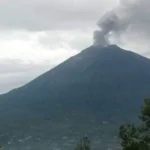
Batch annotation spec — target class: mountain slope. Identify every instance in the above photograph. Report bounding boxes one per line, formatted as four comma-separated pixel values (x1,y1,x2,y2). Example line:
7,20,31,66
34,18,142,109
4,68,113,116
0,45,150,123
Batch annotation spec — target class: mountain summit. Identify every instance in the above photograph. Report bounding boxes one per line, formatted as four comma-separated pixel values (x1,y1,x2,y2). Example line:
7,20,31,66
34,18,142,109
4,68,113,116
1,45,150,123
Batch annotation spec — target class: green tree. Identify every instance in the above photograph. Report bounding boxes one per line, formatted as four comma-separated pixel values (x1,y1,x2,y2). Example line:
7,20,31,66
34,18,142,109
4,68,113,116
140,99,150,129
119,99,150,150
75,136,91,150
0,145,3,149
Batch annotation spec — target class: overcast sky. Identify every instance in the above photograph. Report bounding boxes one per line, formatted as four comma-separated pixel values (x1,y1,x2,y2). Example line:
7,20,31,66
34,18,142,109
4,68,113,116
1,0,150,94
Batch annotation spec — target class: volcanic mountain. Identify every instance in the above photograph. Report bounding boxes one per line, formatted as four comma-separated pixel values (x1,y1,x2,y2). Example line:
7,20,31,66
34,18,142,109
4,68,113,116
1,45,150,149
1,45,150,124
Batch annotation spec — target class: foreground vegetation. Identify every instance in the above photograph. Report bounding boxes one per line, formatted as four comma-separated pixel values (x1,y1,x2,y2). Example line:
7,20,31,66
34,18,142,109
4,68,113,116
119,99,150,150
75,99,150,150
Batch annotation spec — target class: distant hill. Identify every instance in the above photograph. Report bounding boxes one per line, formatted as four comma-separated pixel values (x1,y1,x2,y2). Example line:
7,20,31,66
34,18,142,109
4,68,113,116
0,45,150,124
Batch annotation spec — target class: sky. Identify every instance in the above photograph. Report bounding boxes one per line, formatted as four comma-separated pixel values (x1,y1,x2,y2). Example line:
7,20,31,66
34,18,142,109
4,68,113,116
1,0,150,94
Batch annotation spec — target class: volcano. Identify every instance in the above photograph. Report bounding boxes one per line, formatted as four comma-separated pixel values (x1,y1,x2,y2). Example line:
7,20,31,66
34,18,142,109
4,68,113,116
1,45,150,149
1,45,150,121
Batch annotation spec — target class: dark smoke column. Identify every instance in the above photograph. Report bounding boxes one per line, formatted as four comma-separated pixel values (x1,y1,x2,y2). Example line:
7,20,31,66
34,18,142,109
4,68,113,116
93,0,150,48
93,30,108,46
93,11,120,47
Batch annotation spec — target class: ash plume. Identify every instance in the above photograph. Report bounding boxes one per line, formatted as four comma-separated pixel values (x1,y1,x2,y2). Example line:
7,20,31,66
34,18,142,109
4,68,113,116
93,0,150,47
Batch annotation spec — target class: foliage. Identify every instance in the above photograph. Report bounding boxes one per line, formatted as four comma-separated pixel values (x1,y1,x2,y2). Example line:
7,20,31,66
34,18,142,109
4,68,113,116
119,99,150,150
75,136,91,150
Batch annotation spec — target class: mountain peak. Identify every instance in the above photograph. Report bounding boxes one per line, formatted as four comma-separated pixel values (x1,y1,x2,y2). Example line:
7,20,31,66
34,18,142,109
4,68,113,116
80,44,123,56
78,44,150,65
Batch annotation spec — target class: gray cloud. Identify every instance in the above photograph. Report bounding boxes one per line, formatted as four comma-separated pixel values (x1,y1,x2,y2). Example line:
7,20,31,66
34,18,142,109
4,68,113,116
37,29,93,50
0,0,118,31
0,59,54,94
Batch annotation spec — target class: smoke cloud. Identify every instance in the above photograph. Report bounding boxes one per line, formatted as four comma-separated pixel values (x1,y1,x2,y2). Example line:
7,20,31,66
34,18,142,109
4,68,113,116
93,0,150,47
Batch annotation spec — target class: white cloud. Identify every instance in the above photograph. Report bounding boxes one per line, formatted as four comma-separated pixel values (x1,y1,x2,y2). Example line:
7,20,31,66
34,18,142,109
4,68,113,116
0,30,91,93
0,31,79,62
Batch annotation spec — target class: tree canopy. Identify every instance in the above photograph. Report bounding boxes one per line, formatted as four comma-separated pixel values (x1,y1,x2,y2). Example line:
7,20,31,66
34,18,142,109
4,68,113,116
75,136,91,150
119,99,150,150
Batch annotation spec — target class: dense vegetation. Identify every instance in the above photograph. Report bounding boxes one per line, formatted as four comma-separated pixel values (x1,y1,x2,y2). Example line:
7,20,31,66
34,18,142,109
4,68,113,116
75,136,91,150
119,99,150,150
